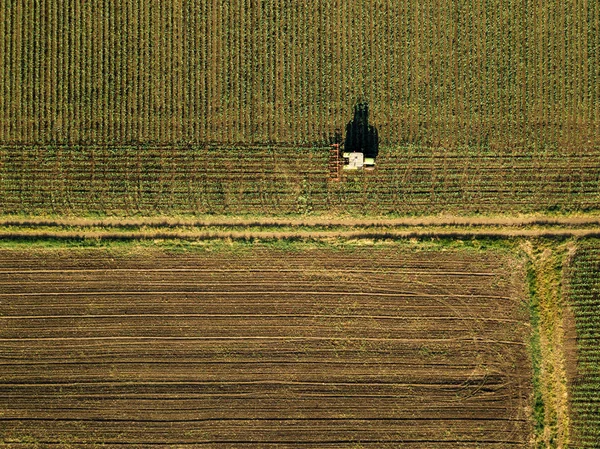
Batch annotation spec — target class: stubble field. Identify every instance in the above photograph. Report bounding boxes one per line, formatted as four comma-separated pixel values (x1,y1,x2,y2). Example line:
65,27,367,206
2,146,600,216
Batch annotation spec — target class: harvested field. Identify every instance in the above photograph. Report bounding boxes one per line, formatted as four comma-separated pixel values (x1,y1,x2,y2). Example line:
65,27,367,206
0,245,533,447
2,146,600,215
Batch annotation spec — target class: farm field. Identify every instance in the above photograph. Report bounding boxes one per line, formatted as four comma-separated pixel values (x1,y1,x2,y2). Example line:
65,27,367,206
1,0,598,149
2,0,600,446
0,244,533,447
2,146,600,216
565,241,600,447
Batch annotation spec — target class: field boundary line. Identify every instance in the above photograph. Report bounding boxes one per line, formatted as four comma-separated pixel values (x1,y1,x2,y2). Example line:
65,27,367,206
2,214,600,229
2,228,600,241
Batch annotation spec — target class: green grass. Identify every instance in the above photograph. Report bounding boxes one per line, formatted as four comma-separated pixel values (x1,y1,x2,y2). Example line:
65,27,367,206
526,254,548,448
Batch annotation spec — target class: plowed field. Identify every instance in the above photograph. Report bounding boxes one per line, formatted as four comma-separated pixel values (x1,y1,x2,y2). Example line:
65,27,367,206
0,246,532,447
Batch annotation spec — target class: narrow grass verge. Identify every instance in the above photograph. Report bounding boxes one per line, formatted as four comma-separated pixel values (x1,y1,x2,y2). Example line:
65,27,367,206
523,240,571,448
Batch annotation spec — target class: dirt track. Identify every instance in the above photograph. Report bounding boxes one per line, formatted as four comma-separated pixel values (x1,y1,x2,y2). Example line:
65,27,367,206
2,228,600,242
2,213,600,229
1,214,599,243
0,246,532,447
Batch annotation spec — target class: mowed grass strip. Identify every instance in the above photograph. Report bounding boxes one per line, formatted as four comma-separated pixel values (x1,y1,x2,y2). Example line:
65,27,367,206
0,245,532,447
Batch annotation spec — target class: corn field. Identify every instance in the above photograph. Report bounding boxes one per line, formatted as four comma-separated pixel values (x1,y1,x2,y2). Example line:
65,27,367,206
0,0,598,149
565,243,600,448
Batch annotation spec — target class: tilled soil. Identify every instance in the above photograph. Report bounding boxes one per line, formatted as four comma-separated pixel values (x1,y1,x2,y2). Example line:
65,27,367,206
0,246,532,447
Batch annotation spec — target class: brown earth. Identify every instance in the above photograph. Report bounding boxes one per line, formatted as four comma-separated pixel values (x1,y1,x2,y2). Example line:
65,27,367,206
0,246,532,447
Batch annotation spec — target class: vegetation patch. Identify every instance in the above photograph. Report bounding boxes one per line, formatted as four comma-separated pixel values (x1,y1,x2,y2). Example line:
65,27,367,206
563,240,600,447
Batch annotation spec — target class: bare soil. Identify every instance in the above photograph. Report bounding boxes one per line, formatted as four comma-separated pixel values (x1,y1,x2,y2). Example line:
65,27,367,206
0,246,533,447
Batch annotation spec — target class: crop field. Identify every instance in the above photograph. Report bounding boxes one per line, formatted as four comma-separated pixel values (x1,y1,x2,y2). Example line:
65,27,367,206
2,146,600,216
1,0,599,217
565,241,600,448
2,0,600,446
1,0,598,149
0,244,533,447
